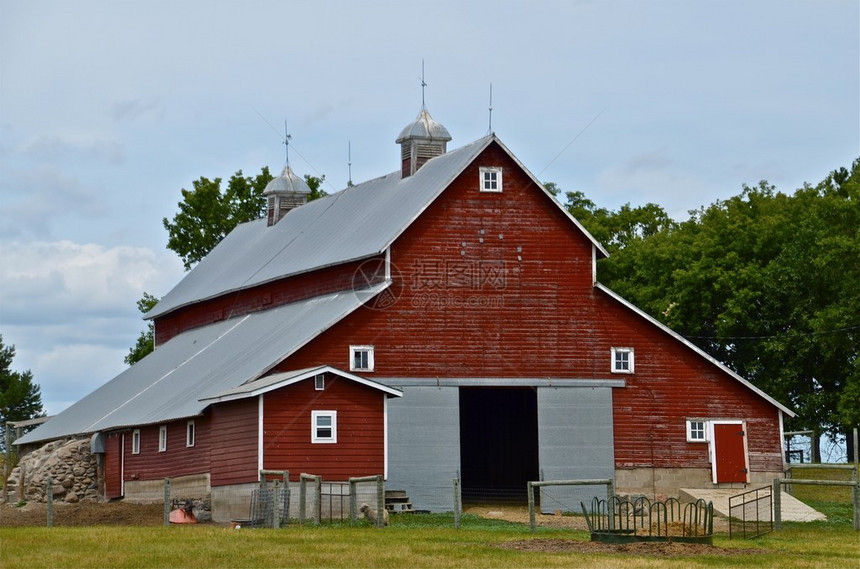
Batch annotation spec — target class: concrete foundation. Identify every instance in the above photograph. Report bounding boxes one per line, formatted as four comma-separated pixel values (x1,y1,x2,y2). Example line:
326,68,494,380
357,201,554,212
615,468,785,500
124,473,211,503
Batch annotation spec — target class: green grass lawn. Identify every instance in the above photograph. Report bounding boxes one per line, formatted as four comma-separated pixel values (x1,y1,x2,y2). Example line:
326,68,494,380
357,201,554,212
1,507,857,569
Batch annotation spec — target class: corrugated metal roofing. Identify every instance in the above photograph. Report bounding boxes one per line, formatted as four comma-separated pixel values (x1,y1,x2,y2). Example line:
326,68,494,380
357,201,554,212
200,365,403,402
17,284,389,445
150,134,601,319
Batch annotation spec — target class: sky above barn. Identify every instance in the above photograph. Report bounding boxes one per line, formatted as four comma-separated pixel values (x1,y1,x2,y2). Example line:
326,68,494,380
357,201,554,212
1,0,858,416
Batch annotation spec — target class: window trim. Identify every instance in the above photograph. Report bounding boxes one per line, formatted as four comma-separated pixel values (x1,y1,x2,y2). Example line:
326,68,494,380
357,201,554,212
132,429,141,454
686,419,708,442
186,420,196,447
158,425,168,452
479,167,503,193
311,410,338,444
314,373,325,391
611,347,635,374
350,345,375,372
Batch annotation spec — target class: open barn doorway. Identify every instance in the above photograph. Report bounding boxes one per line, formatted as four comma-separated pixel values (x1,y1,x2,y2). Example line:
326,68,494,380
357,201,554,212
459,387,539,503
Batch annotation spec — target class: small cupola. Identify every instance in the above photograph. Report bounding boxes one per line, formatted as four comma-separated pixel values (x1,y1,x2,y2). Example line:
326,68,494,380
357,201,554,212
263,165,311,226
396,106,451,178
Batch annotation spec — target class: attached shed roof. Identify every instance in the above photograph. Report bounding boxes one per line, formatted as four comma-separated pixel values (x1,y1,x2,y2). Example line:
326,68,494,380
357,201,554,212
147,135,607,319
200,365,403,403
16,284,389,446
594,283,796,417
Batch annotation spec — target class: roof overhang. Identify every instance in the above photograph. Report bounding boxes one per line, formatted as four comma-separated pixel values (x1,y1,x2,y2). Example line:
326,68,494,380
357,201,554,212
594,282,796,418
199,365,403,403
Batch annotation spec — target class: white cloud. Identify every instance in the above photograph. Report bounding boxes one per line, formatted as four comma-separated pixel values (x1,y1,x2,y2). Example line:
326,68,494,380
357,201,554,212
0,240,183,414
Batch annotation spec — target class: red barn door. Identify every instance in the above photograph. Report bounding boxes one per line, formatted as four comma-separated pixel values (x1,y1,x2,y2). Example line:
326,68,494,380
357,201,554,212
712,422,749,483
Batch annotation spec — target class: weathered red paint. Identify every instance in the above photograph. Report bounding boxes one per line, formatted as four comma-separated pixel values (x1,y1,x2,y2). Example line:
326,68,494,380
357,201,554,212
149,139,786,482
262,376,387,481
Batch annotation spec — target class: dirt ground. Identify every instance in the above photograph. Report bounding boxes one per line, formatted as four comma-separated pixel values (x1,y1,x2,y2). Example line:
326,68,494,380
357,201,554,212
0,500,166,527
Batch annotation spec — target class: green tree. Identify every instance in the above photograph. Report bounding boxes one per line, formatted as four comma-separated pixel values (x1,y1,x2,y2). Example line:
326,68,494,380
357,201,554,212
0,335,45,451
163,169,328,271
572,160,860,455
131,169,328,366
163,168,274,270
124,292,160,366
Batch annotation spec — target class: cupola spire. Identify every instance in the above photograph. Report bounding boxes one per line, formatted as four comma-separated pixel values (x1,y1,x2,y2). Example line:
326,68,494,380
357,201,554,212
396,64,451,178
264,122,311,226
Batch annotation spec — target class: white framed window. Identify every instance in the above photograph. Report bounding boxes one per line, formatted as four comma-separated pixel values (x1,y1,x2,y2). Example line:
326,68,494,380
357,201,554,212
350,345,374,372
611,347,634,374
132,429,141,455
479,167,503,192
687,419,708,442
314,373,325,391
158,425,168,452
311,410,337,443
186,420,195,447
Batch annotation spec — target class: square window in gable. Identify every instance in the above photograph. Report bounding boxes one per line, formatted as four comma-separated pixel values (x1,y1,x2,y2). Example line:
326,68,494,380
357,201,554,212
480,167,503,192
350,345,374,372
611,347,634,374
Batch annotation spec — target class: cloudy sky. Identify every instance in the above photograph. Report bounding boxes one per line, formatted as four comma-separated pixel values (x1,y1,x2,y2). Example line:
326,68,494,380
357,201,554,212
1,0,858,416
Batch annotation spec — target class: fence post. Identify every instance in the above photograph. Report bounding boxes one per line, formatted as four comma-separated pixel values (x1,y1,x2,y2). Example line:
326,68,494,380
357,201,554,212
299,476,307,523
853,483,859,531
349,479,358,524
375,475,385,528
272,480,281,529
313,475,322,525
46,478,53,527
453,478,461,529
773,478,782,531
528,481,536,533
163,478,171,526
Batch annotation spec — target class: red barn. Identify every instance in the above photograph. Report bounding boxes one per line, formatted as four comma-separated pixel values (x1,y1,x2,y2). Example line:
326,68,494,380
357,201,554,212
17,106,793,520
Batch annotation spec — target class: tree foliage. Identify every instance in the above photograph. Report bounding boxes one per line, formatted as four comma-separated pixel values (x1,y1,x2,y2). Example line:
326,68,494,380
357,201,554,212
163,169,328,271
130,169,328,366
558,159,860,441
0,335,45,449
163,168,274,270
124,292,160,366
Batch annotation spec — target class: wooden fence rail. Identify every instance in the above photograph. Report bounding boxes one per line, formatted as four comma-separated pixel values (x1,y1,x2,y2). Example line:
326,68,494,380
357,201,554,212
773,478,860,531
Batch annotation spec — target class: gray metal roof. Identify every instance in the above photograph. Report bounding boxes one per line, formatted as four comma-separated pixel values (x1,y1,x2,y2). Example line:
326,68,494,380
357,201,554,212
147,135,495,319
147,134,608,320
17,284,389,445
200,365,403,403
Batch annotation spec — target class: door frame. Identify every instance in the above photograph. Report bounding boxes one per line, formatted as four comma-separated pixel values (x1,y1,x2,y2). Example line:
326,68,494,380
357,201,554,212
709,420,749,484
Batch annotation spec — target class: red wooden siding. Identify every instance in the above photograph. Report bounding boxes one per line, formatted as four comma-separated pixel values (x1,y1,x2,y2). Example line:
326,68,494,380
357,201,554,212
275,141,784,472
120,415,211,482
210,398,259,487
155,257,384,345
262,376,386,481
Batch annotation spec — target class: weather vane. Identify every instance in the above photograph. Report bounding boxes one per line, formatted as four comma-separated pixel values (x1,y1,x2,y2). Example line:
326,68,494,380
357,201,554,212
420,60,427,108
283,120,292,166
488,83,493,135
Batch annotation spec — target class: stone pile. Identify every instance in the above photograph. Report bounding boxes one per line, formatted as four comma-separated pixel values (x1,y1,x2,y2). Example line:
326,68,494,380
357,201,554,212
6,438,98,503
